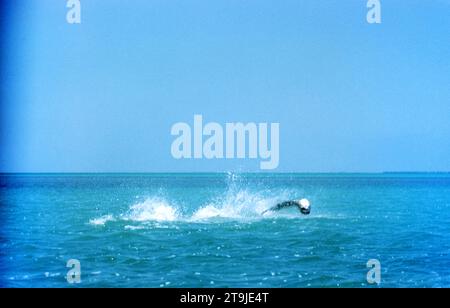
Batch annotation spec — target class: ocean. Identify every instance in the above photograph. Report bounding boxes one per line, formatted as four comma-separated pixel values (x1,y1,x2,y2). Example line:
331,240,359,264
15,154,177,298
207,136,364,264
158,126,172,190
1,173,449,288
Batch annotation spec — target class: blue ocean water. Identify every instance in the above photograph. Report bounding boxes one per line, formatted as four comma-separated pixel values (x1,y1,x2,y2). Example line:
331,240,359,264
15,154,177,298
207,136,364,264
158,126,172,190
1,173,449,288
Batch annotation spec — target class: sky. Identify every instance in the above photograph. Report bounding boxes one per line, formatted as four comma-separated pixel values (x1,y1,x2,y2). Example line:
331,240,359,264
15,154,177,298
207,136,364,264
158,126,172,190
1,0,449,173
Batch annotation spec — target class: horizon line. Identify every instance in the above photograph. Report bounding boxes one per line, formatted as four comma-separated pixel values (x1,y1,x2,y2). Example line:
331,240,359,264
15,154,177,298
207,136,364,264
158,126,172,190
1,171,449,175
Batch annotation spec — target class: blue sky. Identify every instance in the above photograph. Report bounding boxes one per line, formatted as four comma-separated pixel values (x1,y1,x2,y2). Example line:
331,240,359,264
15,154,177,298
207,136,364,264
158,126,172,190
1,0,449,172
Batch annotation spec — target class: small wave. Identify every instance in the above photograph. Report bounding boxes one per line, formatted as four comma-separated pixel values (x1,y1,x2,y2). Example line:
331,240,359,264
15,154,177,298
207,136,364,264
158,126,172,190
89,215,115,226
124,225,146,230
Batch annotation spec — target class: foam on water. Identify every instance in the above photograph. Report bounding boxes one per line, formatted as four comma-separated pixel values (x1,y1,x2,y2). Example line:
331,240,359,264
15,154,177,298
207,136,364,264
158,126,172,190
124,225,146,230
89,214,115,226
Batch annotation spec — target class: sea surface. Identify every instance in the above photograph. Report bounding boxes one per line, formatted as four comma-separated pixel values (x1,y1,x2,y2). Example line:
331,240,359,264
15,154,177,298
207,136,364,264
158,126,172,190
1,173,449,288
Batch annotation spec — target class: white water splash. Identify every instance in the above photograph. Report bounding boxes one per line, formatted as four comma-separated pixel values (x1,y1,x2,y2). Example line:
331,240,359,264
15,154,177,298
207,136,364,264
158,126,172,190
191,190,292,221
125,197,179,222
90,188,302,226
